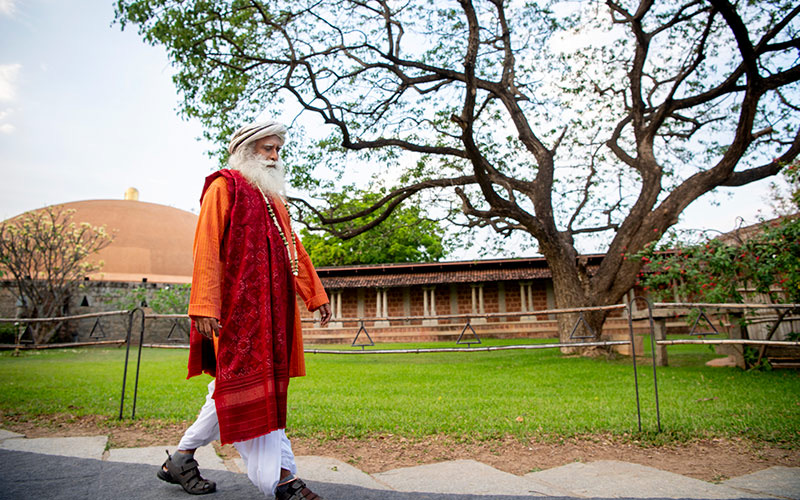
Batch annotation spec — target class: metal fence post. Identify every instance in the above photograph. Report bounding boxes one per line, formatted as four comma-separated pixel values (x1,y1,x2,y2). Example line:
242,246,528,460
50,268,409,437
626,300,643,432
627,296,661,433
119,307,145,419
118,308,135,419
130,308,146,418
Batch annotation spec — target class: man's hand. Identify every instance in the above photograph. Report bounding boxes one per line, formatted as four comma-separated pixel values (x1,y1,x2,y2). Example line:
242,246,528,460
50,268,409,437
194,316,221,340
316,303,332,327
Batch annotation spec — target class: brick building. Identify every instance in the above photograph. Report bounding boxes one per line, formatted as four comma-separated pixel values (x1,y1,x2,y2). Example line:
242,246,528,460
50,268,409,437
310,257,562,325
296,256,625,344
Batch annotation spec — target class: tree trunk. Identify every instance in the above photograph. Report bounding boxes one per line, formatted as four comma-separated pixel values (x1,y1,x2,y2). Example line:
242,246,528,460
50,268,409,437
547,257,590,353
548,250,624,355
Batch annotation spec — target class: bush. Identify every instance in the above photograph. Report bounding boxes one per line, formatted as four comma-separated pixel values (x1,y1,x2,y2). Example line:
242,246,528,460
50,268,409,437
0,323,17,344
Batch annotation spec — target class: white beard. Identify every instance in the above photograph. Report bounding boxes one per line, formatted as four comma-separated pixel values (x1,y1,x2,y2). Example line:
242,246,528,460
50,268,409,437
228,149,287,195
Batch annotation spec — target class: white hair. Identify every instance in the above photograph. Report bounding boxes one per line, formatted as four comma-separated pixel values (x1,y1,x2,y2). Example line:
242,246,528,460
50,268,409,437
228,145,287,195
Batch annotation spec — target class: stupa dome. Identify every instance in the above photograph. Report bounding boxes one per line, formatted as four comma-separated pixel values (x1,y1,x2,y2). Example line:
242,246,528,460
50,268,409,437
9,198,198,283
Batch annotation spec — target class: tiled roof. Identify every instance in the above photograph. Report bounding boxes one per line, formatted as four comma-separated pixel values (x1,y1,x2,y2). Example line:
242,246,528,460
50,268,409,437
316,256,606,289
715,213,798,246
320,266,552,288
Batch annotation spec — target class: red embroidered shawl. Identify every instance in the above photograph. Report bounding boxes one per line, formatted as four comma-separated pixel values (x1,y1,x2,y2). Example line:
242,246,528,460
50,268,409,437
187,169,296,445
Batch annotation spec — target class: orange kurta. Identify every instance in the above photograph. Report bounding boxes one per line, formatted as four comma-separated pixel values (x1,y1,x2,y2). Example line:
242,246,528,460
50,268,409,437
188,176,328,377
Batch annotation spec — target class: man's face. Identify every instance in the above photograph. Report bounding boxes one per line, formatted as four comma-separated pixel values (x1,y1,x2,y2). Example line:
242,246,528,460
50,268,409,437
252,135,282,163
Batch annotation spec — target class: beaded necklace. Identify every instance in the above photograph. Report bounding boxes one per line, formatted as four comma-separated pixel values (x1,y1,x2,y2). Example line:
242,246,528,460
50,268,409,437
258,187,299,276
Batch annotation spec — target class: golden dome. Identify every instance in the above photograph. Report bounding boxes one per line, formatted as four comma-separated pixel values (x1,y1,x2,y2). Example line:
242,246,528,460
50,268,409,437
124,187,140,201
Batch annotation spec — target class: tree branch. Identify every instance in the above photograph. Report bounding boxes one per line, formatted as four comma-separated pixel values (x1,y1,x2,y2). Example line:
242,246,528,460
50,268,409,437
722,128,800,186
288,175,477,233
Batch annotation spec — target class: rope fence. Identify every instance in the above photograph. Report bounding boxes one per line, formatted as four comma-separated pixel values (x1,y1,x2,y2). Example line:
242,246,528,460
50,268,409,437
1,300,797,433
296,303,629,324
656,339,800,346
653,302,800,310
305,340,631,355
0,309,130,323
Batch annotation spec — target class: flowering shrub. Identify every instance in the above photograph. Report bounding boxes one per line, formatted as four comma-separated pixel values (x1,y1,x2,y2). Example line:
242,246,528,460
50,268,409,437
638,216,800,305
0,206,114,344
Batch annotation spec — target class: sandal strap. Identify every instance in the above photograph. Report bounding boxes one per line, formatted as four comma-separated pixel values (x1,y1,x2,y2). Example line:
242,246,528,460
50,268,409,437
277,478,323,500
164,451,216,494
185,474,208,490
177,459,200,475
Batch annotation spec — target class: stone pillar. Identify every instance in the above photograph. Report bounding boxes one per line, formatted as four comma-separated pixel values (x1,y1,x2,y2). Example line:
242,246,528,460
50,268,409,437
527,284,534,312
330,290,343,328
422,286,438,326
471,284,487,324
521,281,535,321
653,317,668,366
375,288,390,327
471,286,477,314
519,282,527,313
717,311,746,368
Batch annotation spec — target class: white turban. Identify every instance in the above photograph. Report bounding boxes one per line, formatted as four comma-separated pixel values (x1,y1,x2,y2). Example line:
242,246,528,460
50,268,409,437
227,120,288,155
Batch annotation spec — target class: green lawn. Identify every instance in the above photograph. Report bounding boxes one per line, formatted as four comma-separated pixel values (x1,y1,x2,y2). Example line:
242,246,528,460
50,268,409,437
0,339,798,445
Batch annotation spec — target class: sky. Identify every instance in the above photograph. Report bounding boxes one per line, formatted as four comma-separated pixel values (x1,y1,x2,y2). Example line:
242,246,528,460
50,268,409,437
0,0,217,220
0,0,785,257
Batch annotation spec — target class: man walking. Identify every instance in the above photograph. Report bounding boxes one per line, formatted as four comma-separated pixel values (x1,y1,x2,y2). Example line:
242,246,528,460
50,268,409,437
158,120,331,500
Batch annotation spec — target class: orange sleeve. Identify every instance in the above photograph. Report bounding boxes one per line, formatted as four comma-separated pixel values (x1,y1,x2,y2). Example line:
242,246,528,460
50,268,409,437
188,176,231,321
273,199,329,311
294,236,329,311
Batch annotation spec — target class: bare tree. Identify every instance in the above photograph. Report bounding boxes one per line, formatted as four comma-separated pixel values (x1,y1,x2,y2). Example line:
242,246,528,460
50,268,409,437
0,206,113,344
117,0,800,345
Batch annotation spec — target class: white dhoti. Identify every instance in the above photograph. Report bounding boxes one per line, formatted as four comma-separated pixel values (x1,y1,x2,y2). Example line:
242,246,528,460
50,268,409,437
177,380,297,497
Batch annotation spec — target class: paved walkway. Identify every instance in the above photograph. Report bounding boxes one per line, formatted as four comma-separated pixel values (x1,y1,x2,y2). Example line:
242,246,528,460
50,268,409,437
0,429,797,499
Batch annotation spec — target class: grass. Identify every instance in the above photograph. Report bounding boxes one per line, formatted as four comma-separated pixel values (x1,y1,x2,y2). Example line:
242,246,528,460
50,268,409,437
0,338,798,445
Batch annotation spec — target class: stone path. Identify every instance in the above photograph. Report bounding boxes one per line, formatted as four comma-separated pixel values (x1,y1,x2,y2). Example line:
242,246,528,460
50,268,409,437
0,430,797,499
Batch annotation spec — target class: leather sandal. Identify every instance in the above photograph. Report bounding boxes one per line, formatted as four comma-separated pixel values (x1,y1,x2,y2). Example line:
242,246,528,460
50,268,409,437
275,476,323,500
157,450,217,495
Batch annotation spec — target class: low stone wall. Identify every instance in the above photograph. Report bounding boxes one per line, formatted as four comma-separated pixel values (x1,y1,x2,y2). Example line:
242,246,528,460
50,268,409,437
0,280,189,344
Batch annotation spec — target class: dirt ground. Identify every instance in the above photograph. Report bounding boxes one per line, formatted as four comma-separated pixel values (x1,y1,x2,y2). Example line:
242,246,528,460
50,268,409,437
2,413,798,483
